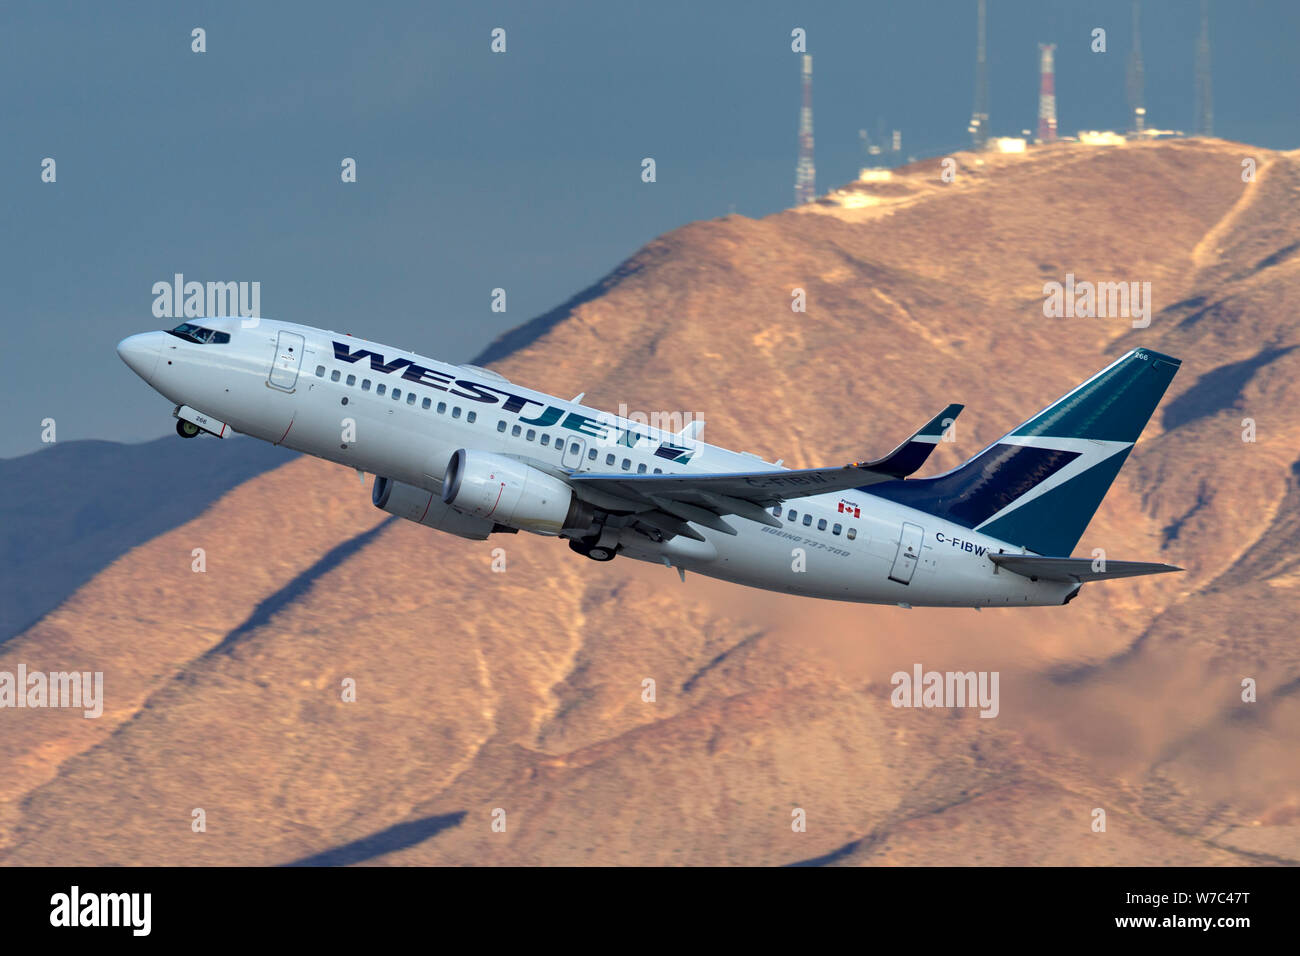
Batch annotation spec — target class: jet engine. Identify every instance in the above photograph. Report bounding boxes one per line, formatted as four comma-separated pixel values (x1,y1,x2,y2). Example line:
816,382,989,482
372,476,498,540
441,449,596,535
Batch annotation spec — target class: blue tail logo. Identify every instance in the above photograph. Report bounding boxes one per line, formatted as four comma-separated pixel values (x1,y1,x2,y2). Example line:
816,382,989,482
865,349,1181,556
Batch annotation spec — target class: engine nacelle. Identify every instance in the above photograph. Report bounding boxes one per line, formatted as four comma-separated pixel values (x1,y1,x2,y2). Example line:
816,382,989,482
372,476,498,540
441,449,596,535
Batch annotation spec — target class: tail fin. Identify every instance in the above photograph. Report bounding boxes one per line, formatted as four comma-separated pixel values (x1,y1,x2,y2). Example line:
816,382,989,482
866,349,1181,555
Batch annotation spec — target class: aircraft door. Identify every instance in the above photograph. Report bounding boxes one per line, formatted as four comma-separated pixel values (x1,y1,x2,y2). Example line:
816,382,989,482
888,521,924,585
560,436,586,471
268,331,305,391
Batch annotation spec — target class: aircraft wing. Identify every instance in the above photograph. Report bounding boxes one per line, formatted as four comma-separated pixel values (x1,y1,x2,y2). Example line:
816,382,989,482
989,554,1183,583
566,404,963,540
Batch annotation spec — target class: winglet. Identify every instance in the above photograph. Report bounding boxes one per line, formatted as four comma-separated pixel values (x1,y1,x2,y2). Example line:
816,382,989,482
857,403,964,478
674,419,706,442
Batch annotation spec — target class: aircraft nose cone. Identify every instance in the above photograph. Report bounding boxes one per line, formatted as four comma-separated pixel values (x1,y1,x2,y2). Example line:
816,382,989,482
116,332,162,383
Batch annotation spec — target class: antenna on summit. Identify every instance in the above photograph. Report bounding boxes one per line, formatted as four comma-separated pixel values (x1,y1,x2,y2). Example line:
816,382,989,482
969,0,989,148
794,54,816,205
1036,43,1058,144
1127,0,1146,134
1194,0,1213,137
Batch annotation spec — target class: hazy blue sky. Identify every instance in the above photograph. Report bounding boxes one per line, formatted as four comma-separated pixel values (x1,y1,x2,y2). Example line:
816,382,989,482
3,0,1296,456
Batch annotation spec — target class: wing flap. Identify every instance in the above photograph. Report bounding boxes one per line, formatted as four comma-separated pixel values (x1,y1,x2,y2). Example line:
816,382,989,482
634,509,706,542
648,495,738,535
565,403,964,541
568,403,965,510
569,463,898,509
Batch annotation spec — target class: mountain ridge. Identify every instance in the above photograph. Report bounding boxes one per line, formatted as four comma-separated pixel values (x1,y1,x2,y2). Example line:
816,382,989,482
3,137,1299,865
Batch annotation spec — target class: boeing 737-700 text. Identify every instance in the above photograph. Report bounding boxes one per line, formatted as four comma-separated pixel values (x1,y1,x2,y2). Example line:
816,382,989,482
116,317,1183,608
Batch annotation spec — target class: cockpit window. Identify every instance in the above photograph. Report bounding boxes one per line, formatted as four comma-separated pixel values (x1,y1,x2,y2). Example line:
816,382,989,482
166,322,230,344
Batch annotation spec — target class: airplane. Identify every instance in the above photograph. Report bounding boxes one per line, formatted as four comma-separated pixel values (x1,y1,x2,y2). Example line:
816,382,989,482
116,317,1183,608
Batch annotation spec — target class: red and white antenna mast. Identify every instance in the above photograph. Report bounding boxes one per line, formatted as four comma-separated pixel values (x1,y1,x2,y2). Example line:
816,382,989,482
969,0,989,148
1037,43,1058,143
1195,0,1213,136
794,54,816,205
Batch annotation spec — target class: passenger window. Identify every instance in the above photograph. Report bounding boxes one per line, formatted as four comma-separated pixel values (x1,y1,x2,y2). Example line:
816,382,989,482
451,407,461,419
847,528,857,541
406,392,416,405
438,402,447,414
832,523,842,536
526,429,536,441
817,518,827,531
540,434,550,446
637,463,647,474
315,365,325,377
392,388,401,400
346,374,356,386
771,505,781,517
653,467,662,474
606,454,615,466
376,384,386,396
423,398,432,410
571,442,581,455
330,370,341,382
468,411,477,423
497,420,506,432
787,509,797,520
587,448,597,460
361,379,371,391
512,424,522,437
802,514,812,527
621,459,631,471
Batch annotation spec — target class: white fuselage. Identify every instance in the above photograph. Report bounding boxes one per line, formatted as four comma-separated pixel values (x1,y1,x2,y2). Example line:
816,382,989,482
117,318,1076,608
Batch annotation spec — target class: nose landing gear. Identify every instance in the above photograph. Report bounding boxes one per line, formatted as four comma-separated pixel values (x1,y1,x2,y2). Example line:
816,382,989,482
172,405,230,439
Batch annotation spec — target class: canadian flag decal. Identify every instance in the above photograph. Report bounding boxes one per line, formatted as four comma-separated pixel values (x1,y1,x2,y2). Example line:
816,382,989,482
838,499,861,518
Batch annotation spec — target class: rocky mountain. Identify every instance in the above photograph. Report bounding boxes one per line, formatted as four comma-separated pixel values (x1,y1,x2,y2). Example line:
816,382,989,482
3,138,1298,865
0,437,292,645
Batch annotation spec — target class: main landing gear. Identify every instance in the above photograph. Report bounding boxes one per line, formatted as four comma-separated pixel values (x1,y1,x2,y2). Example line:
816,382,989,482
568,537,618,562
176,419,201,439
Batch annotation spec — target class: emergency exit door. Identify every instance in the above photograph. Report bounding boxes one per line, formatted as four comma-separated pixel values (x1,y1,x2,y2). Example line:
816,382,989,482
268,331,305,391
560,436,586,470
888,521,925,585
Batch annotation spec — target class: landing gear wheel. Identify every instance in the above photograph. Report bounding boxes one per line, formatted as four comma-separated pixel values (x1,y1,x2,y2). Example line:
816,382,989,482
176,419,201,439
568,538,618,562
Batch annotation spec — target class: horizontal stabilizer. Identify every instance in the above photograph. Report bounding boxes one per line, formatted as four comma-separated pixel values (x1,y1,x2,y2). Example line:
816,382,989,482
990,554,1183,583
